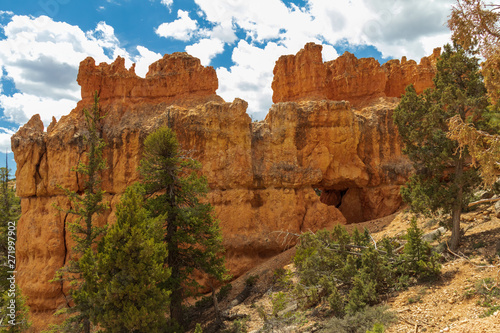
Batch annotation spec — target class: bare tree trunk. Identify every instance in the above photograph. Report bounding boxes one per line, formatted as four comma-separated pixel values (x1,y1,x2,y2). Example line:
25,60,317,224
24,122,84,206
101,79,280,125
166,184,183,328
450,157,464,251
211,283,222,327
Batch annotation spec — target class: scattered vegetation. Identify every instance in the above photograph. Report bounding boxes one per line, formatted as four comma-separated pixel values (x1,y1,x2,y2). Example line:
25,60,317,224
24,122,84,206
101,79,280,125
393,43,490,251
0,165,31,332
293,221,440,319
464,276,500,317
321,305,396,333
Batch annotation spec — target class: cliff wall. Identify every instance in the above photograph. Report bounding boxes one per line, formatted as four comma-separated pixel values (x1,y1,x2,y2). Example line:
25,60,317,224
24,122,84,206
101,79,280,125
12,43,437,330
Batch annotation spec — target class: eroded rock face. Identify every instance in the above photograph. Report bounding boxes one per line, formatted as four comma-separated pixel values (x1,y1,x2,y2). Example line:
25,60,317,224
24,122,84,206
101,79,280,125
272,42,440,106
77,52,222,106
12,43,434,331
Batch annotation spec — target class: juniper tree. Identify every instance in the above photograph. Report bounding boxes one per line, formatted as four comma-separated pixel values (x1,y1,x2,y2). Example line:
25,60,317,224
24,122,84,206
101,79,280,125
393,43,489,250
446,1,500,186
448,0,500,102
139,127,229,328
53,92,107,333
90,184,170,333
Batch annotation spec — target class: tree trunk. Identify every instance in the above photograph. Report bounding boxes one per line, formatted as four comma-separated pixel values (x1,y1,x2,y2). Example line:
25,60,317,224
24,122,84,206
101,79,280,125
211,283,222,327
450,157,464,251
83,318,90,333
166,184,183,327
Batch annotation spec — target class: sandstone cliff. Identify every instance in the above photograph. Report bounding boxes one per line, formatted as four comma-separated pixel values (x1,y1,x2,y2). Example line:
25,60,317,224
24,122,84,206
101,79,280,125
12,44,437,330
272,42,439,106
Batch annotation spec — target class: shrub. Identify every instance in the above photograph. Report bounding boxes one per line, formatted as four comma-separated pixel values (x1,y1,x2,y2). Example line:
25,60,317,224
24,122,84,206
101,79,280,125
321,305,395,333
294,223,440,318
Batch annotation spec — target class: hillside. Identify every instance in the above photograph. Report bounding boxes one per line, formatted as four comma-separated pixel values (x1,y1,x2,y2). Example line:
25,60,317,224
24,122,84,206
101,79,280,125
191,203,500,333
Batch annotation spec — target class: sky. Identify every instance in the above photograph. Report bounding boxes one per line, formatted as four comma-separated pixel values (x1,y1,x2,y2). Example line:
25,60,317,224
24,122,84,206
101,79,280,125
0,0,455,172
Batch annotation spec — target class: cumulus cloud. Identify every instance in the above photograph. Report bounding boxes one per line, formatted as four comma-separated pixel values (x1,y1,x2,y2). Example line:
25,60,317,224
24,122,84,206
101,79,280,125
0,14,164,154
155,10,198,41
0,127,15,153
0,93,76,126
182,0,453,117
160,0,173,9
133,46,162,77
186,39,225,66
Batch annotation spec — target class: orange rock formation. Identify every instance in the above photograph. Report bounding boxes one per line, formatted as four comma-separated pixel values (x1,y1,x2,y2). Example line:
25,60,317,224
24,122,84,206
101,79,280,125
272,42,440,106
12,44,437,331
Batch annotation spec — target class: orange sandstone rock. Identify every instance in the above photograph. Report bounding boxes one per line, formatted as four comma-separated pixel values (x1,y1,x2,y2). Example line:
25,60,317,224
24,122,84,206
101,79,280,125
272,43,440,107
77,52,222,106
12,44,436,331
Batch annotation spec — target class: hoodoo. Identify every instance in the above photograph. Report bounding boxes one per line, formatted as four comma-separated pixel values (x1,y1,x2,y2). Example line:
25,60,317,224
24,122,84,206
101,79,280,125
12,43,439,330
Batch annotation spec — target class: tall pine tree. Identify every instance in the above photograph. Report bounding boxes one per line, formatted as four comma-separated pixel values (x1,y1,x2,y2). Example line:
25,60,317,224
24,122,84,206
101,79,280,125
0,164,31,332
52,92,107,333
139,127,229,328
90,184,170,333
393,43,489,250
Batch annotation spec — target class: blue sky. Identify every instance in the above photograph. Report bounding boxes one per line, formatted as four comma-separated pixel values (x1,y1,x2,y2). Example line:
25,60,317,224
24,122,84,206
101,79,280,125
0,0,455,172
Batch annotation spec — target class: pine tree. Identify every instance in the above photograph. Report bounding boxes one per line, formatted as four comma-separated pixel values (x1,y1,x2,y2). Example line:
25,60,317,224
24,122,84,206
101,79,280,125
139,127,229,328
393,43,489,250
90,184,170,333
0,164,31,332
53,92,108,332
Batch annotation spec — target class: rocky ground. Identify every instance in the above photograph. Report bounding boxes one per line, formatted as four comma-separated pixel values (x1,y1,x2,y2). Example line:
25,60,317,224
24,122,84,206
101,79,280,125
190,202,500,333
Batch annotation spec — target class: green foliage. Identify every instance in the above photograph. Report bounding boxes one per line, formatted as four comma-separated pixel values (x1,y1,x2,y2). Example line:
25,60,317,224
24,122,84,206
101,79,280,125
139,126,229,326
273,268,293,291
321,306,395,333
294,226,391,316
400,219,441,280
90,185,170,332
271,291,289,317
0,166,31,332
244,275,259,287
194,323,203,333
366,322,385,333
194,284,232,309
221,318,248,333
464,277,500,317
393,43,490,249
0,286,32,332
51,92,108,333
294,224,440,319
0,167,20,291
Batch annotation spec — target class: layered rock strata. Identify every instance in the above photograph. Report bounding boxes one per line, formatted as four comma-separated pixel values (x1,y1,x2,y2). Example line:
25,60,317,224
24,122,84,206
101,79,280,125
12,44,436,330
272,42,440,106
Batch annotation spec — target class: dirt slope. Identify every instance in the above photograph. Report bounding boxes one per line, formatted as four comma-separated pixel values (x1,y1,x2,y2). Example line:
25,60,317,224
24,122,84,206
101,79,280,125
193,203,500,332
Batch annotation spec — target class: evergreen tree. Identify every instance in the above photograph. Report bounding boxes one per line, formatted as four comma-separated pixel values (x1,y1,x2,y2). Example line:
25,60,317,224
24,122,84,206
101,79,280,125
90,185,170,333
0,165,31,332
53,92,107,333
448,0,500,103
393,43,489,250
0,166,20,287
139,127,228,328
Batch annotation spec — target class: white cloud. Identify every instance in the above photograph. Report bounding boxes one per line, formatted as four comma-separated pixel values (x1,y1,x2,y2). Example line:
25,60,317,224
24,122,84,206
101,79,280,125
186,39,225,66
0,93,77,126
0,127,15,153
155,10,198,41
160,0,173,10
185,0,453,117
0,14,162,142
216,40,290,115
133,46,162,77
206,21,237,44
